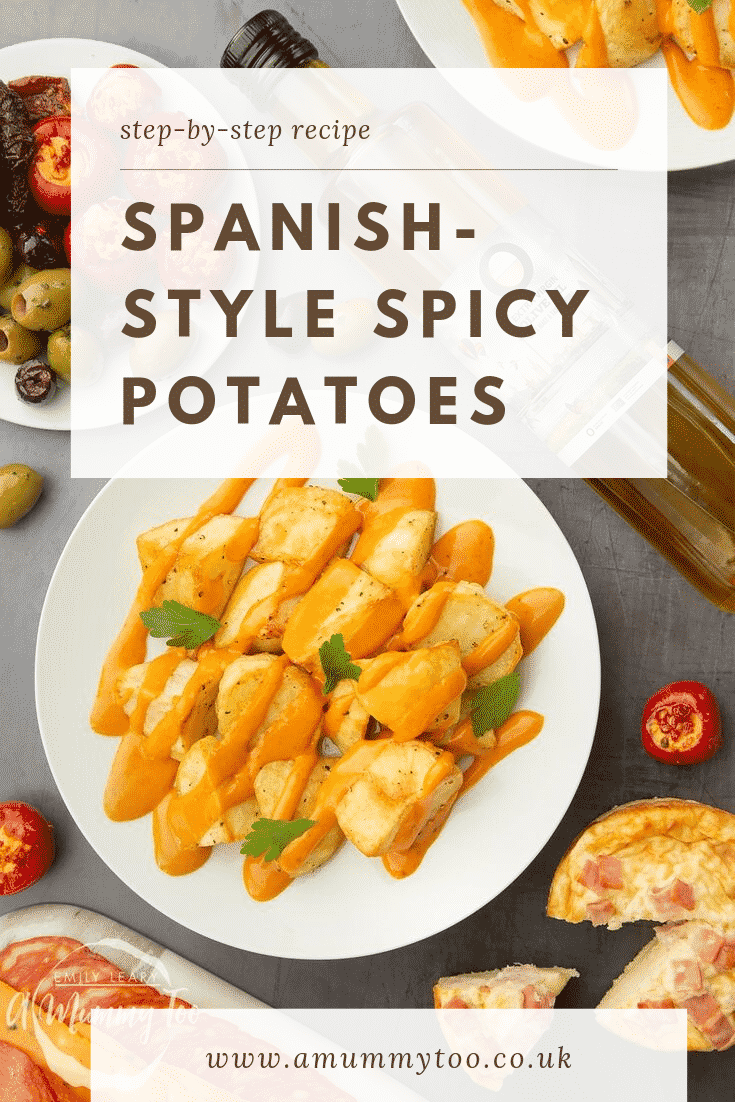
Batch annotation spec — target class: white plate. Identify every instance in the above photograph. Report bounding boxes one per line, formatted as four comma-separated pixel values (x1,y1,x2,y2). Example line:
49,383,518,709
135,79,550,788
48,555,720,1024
395,0,735,170
36,477,600,959
0,39,165,432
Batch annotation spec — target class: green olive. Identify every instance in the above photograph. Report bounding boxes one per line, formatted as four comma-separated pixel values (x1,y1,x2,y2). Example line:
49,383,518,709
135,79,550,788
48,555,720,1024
11,269,71,332
0,316,43,365
47,324,71,382
0,464,43,528
0,229,12,287
0,264,38,313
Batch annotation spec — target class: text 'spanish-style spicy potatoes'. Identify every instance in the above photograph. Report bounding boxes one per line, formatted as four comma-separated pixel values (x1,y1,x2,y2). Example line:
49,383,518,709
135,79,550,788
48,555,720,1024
463,0,735,130
91,479,564,902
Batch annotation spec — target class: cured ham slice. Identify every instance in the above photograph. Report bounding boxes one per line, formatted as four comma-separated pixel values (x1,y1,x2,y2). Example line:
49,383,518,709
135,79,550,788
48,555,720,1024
598,855,623,890
586,900,616,926
0,937,190,1025
0,1040,79,1102
650,881,696,921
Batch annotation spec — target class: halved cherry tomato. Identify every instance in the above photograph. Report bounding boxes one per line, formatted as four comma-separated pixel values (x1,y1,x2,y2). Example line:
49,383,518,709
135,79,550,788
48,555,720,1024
642,680,722,765
0,803,55,894
29,115,71,216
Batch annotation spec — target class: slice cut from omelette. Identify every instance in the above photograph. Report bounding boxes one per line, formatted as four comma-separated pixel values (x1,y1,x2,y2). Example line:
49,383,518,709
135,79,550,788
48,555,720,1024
434,965,578,1009
598,921,735,1052
547,799,735,931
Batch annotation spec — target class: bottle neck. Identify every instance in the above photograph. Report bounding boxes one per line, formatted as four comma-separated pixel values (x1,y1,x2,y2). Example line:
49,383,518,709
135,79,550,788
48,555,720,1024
221,9,325,68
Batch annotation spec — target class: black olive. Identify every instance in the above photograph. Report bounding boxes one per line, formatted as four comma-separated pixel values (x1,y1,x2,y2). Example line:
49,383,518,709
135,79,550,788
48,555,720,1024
15,360,57,404
15,223,62,268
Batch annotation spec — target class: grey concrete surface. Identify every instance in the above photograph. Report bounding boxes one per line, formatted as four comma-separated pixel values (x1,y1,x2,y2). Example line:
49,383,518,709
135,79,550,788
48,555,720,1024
0,7,733,1101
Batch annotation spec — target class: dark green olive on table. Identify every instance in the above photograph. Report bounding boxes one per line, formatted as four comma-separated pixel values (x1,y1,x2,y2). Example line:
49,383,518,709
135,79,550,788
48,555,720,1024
0,264,38,313
0,316,42,365
15,360,57,404
0,464,43,528
11,269,71,332
47,324,71,383
0,229,12,287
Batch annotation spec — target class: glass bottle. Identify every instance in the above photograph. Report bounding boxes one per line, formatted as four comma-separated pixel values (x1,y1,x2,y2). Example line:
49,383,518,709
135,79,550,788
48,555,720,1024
587,342,735,612
221,9,329,68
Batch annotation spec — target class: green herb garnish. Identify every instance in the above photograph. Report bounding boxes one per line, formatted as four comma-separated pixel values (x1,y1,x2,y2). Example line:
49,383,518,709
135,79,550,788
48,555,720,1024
337,478,380,502
318,633,362,695
685,0,712,13
470,672,521,739
240,818,316,862
140,600,221,649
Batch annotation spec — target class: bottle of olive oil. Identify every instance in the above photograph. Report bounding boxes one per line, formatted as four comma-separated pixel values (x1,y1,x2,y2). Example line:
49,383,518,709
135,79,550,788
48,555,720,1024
587,342,735,612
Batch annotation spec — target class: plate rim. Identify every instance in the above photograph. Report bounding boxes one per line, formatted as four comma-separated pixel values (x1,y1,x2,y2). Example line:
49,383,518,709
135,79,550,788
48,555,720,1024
393,0,735,172
35,476,601,959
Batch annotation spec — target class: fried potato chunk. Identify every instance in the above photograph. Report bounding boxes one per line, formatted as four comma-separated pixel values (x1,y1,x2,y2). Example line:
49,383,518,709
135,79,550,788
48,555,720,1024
255,758,344,875
118,657,218,759
142,514,250,618
355,509,436,594
491,0,586,49
215,561,308,652
595,0,660,65
199,796,260,848
400,581,522,680
713,0,735,67
251,486,361,571
282,558,405,671
173,655,323,847
335,740,462,857
323,680,372,753
137,517,190,573
489,0,659,64
355,642,467,741
216,656,322,765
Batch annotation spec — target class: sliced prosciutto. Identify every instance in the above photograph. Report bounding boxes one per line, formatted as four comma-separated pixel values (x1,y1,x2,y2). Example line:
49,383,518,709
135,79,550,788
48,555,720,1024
0,937,190,1024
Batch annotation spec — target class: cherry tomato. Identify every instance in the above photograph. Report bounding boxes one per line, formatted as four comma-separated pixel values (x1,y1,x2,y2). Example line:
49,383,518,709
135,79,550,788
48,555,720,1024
63,220,71,264
28,116,71,216
72,198,144,290
641,680,722,765
0,803,55,894
70,118,117,205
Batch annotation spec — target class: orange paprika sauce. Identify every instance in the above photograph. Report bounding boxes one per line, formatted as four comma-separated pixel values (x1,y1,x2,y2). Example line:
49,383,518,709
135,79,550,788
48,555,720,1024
463,0,735,130
94,476,564,901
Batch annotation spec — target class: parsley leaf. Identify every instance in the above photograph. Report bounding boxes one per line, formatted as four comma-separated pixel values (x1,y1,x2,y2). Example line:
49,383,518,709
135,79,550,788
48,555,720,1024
240,818,316,862
337,478,380,502
318,633,362,695
686,0,712,12
470,671,521,739
140,600,221,649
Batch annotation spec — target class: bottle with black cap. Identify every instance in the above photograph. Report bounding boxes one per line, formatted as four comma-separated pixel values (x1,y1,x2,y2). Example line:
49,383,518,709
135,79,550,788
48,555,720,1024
221,9,329,68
